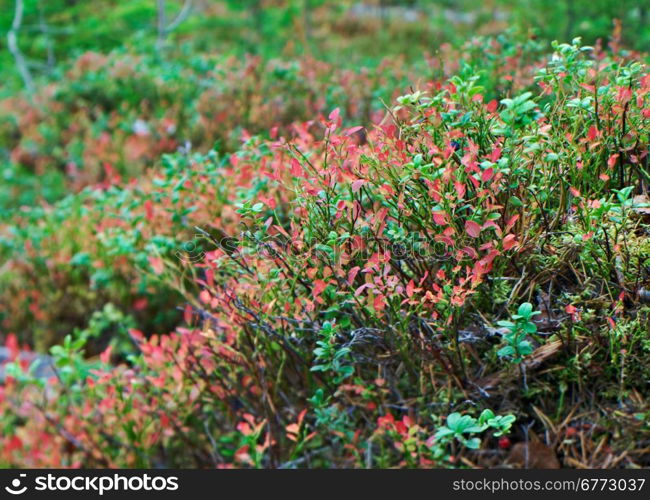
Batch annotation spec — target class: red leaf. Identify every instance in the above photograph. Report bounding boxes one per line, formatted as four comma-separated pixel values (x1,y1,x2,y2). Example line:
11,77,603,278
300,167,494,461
433,212,447,226
406,279,415,298
608,154,619,169
489,147,502,162
347,266,361,285
199,290,211,304
184,304,193,324
481,168,494,183
461,246,478,259
144,200,154,221
505,215,520,231
345,126,363,136
373,294,386,312
351,179,366,192
100,346,112,364
129,329,144,342
312,279,327,299
502,233,518,250
454,181,466,200
5,333,19,359
380,183,395,196
148,256,164,275
290,158,304,178
465,220,482,239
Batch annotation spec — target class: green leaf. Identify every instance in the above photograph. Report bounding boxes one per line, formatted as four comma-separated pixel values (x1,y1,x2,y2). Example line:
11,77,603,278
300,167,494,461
518,341,534,356
445,412,462,430
517,302,533,318
465,437,481,449
434,427,454,439
508,196,523,208
478,409,495,426
500,415,516,427
498,345,515,357
523,322,538,333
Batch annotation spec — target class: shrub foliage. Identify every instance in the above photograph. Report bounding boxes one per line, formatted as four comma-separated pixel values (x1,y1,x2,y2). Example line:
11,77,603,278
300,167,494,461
1,35,649,468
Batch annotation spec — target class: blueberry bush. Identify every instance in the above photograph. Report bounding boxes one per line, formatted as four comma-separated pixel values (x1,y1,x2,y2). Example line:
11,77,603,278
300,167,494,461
0,1,649,469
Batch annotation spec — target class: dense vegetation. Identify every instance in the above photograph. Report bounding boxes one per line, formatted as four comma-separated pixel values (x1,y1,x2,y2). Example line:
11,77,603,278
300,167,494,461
0,1,649,469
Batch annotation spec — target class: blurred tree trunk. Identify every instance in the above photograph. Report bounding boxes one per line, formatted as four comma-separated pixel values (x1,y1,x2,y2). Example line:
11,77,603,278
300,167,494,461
8,0,34,95
157,0,193,50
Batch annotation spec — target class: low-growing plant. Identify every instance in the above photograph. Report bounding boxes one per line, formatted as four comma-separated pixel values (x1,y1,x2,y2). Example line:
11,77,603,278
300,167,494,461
496,302,540,363
433,409,516,456
311,321,354,383
0,33,648,470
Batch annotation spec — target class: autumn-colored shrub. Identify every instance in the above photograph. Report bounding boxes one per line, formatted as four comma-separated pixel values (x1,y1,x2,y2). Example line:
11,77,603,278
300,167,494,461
0,31,550,210
0,33,549,350
0,51,413,198
1,37,648,468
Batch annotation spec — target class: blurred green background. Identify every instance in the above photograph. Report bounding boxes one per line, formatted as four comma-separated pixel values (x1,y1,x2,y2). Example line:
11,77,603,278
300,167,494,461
1,0,648,94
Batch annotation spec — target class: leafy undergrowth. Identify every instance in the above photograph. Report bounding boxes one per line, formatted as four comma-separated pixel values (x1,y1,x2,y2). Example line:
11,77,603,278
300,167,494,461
0,52,402,201
0,38,649,468
0,33,546,210
0,33,547,350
